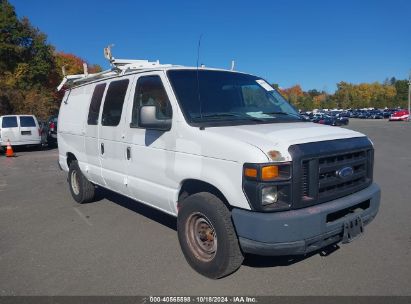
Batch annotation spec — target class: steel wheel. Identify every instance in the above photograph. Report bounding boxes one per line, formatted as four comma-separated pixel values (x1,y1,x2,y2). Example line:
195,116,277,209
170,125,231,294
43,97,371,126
185,212,217,262
70,170,80,195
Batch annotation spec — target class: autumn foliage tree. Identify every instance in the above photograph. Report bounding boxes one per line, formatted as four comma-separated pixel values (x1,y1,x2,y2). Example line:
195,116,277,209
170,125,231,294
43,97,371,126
54,52,102,78
273,80,403,111
0,0,101,119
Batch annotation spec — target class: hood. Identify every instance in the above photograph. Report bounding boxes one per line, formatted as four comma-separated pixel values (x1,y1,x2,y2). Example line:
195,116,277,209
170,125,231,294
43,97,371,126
205,122,365,161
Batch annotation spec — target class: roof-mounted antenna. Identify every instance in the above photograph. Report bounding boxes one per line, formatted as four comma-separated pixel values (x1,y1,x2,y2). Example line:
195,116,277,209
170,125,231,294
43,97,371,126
196,34,204,126
230,60,235,71
104,44,115,66
83,63,88,77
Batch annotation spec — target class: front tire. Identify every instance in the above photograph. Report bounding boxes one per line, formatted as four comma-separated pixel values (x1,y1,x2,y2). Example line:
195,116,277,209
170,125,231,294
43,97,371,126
177,192,244,279
68,160,95,204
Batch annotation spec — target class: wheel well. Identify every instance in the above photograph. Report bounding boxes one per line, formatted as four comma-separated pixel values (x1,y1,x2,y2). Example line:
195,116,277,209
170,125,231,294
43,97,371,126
178,179,230,209
66,152,77,167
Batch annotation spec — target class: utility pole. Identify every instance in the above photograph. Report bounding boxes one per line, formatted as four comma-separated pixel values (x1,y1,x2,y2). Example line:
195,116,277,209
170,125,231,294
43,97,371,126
408,70,411,121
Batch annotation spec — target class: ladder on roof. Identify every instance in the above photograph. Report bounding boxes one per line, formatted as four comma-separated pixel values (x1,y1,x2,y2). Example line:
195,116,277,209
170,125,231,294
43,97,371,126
57,45,172,91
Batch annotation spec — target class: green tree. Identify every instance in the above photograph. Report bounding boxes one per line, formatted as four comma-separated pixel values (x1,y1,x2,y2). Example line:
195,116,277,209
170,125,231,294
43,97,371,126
0,0,24,72
394,79,408,108
0,0,101,118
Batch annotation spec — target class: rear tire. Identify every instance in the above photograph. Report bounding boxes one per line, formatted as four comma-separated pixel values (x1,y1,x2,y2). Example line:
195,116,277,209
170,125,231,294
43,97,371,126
177,192,244,279
68,160,95,204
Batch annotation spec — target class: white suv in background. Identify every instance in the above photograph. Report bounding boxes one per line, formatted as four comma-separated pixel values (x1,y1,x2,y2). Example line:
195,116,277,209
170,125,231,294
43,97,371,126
58,62,380,279
0,115,42,148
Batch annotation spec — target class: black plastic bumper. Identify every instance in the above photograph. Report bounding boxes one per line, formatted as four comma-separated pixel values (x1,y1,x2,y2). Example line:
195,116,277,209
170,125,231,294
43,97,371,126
232,183,380,256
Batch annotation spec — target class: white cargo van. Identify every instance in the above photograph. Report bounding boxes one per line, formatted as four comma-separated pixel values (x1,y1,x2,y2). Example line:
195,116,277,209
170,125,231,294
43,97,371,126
57,53,380,278
0,115,42,148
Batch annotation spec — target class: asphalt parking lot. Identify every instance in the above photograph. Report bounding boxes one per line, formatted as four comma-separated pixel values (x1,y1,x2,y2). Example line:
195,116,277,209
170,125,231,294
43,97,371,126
0,119,410,296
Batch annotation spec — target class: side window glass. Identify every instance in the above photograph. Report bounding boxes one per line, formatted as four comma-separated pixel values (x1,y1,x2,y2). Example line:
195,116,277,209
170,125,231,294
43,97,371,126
19,116,36,127
102,79,129,127
87,83,106,125
131,75,172,126
2,116,18,128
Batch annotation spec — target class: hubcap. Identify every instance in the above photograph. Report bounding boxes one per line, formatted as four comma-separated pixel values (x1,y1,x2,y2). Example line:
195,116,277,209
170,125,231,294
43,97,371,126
186,212,217,262
71,170,80,195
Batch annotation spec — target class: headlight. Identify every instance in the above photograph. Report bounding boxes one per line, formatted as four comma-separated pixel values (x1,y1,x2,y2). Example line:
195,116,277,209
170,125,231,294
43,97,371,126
261,186,278,205
242,162,292,212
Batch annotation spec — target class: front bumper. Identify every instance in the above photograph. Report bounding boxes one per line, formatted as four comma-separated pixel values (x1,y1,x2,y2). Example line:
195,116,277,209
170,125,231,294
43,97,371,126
232,183,380,256
0,139,41,146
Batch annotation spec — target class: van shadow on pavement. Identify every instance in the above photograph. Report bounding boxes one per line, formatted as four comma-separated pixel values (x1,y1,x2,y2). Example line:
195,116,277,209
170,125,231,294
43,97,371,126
93,186,341,269
94,187,177,231
3,144,58,153
243,243,340,268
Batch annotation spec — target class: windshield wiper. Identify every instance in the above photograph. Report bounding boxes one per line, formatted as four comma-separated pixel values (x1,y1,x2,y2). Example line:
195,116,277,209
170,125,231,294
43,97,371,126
192,113,264,121
262,111,303,119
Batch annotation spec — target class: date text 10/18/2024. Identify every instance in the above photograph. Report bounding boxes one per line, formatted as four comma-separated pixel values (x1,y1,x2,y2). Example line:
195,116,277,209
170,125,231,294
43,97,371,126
147,296,257,303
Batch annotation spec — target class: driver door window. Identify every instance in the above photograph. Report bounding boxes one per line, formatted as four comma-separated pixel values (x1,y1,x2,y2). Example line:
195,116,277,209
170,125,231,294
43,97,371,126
131,75,172,127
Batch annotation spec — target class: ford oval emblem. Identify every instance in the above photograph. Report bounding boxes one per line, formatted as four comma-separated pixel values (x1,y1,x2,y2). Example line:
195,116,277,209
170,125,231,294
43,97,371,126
336,166,354,179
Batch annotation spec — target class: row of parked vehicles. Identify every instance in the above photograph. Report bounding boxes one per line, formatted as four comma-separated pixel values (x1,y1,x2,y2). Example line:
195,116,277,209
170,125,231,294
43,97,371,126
350,108,409,120
0,114,58,149
300,111,350,126
299,108,410,126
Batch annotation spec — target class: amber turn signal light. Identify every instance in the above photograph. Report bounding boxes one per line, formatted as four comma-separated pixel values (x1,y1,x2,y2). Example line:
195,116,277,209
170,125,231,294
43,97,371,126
244,168,258,178
261,165,279,180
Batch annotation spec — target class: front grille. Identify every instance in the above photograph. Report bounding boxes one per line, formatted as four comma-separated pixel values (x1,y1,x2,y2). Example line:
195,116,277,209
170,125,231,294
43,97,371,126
301,161,309,198
289,137,374,209
318,150,368,199
299,149,372,206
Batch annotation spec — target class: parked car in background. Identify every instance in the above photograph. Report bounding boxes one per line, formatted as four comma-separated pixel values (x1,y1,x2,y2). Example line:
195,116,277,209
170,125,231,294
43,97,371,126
38,120,48,145
389,110,409,121
312,114,343,126
46,115,58,146
328,111,350,125
337,116,349,125
0,115,42,148
382,109,394,119
369,110,384,119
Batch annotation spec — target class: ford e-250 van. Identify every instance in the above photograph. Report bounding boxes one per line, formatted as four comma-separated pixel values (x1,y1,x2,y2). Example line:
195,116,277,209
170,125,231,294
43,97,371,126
57,55,380,278
0,115,42,148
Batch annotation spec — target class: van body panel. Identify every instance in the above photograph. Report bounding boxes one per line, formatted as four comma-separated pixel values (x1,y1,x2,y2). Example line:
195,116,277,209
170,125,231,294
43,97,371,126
98,76,133,193
84,83,106,186
19,116,40,143
58,67,379,215
123,72,178,213
199,122,364,162
1,116,20,144
58,87,89,171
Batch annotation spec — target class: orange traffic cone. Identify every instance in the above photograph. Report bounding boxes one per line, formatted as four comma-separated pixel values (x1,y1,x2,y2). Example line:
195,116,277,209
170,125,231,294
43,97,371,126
6,140,15,157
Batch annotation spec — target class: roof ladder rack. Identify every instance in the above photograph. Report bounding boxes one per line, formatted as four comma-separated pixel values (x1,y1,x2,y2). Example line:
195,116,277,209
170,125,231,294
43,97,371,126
57,45,173,91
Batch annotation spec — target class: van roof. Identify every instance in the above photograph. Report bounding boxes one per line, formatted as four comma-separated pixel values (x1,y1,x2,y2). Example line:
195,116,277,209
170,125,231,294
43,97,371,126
58,46,250,91
58,60,248,92
0,114,36,118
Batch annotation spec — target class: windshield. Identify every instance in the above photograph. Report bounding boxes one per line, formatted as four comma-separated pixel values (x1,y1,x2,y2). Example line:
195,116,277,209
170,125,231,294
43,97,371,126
167,70,301,125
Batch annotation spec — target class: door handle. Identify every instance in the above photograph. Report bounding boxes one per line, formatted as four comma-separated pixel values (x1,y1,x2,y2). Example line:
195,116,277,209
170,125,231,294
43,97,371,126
100,142,104,155
126,146,131,160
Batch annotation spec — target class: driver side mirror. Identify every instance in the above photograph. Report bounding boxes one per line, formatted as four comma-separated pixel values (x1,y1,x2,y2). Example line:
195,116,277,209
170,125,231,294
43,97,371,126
139,105,172,131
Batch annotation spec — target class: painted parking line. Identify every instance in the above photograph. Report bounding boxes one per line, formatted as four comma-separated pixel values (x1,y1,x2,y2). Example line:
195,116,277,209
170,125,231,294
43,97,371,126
73,207,93,227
